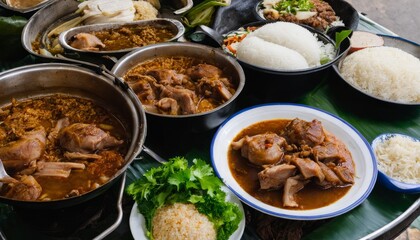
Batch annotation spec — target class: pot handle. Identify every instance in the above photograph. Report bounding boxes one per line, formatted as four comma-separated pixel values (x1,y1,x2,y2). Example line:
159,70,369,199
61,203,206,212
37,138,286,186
189,25,224,47
142,146,167,164
55,56,130,91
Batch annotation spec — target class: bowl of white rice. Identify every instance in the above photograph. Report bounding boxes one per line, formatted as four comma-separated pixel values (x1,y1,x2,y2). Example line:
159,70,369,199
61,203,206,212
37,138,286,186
222,21,348,101
335,35,420,106
372,133,420,193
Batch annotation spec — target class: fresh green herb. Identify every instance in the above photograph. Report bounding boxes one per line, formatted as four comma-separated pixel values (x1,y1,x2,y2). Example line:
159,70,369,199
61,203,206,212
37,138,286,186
320,56,331,65
274,0,314,15
126,157,242,240
335,29,352,49
182,0,230,28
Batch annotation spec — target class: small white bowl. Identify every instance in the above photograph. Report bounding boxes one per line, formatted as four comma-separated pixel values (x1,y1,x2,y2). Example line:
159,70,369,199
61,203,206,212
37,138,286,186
371,133,420,193
211,103,377,220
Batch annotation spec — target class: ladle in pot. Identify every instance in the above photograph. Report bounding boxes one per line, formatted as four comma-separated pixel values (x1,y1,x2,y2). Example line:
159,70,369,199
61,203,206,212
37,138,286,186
0,159,19,184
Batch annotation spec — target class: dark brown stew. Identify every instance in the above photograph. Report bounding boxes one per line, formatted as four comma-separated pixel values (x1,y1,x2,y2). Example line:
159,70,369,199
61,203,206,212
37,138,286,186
0,95,127,201
228,119,354,210
124,56,237,115
69,25,176,51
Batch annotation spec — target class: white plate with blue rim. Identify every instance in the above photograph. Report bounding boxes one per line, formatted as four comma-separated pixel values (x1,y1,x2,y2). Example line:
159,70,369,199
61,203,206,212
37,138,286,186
211,103,377,220
371,133,420,194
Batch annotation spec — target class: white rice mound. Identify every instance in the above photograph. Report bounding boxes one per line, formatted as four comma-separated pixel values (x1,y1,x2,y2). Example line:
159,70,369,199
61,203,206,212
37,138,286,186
237,36,309,70
375,135,420,184
250,22,321,67
152,203,216,240
340,46,420,103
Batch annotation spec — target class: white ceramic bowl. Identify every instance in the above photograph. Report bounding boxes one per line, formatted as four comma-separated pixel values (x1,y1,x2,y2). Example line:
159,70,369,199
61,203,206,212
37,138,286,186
371,133,420,193
211,103,377,220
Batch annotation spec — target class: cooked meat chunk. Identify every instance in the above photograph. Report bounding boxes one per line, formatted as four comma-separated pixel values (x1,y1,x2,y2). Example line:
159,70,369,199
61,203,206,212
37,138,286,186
313,133,352,164
186,64,223,80
156,97,179,115
283,175,308,207
231,133,286,165
64,151,101,160
284,118,325,147
258,164,296,190
316,161,342,188
290,157,325,182
197,77,233,101
146,69,187,85
131,80,157,101
0,127,47,172
35,161,86,178
59,123,123,154
0,127,6,142
70,33,105,51
1,175,42,201
159,85,197,114
331,165,354,184
48,117,70,143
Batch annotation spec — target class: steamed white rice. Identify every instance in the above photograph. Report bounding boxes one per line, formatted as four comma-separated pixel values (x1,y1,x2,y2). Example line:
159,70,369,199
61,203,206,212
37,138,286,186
152,203,216,240
250,22,321,66
340,46,420,103
237,36,309,70
375,135,420,184
235,22,335,70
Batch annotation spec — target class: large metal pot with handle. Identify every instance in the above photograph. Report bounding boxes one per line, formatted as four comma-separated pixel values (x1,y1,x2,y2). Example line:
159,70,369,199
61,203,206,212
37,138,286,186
0,63,146,209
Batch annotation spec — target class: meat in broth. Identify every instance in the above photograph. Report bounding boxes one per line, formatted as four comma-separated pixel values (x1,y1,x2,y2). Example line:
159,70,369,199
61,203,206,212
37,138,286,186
124,56,237,115
0,95,127,201
229,118,354,210
69,25,176,51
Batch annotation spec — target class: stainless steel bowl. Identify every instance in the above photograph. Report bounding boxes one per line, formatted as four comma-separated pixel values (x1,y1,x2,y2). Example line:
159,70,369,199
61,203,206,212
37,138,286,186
59,18,185,55
0,0,54,13
333,35,420,106
111,42,245,134
0,63,147,209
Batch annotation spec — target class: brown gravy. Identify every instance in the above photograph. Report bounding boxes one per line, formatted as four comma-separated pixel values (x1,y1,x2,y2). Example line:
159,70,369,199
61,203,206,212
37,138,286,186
0,95,127,201
85,25,175,51
228,119,351,210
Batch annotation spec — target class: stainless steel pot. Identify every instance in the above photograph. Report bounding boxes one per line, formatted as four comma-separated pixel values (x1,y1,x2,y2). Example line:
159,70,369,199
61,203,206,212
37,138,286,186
111,42,246,133
59,18,185,55
0,63,147,209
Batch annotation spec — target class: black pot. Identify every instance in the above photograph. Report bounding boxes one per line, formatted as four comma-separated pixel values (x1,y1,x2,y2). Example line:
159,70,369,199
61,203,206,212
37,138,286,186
233,21,350,102
0,63,147,209
253,0,359,31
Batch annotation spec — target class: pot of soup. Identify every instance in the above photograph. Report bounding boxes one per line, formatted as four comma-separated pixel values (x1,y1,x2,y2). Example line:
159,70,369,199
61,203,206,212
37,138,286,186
0,63,146,209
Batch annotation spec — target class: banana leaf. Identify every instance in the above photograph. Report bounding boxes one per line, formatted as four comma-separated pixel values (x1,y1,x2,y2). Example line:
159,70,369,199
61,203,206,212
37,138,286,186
0,15,29,61
126,74,420,240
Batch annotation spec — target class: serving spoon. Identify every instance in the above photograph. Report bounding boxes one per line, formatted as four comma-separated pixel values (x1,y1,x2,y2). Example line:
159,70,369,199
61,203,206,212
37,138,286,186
0,159,19,184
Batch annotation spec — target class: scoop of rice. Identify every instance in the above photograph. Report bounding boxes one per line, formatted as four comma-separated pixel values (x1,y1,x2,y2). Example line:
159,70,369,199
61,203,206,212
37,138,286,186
152,203,216,240
340,46,420,103
250,22,321,67
375,135,420,184
133,1,158,20
237,36,309,70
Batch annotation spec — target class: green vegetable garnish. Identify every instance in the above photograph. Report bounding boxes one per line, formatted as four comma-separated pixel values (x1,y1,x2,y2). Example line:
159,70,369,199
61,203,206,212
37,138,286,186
274,0,314,15
335,29,352,49
182,0,230,28
126,157,242,240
